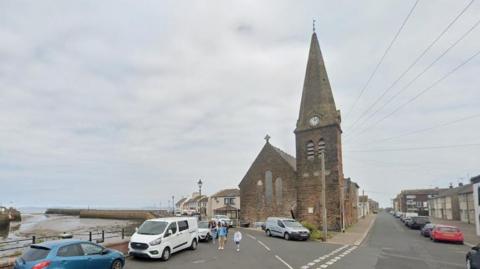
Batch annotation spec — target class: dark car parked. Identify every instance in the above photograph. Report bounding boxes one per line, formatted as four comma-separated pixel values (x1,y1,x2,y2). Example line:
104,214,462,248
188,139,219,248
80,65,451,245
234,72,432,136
420,223,435,237
407,216,430,229
466,244,480,269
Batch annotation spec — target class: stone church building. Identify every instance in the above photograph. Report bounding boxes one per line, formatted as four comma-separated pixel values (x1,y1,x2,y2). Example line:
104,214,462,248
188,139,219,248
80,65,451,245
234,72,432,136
239,32,352,231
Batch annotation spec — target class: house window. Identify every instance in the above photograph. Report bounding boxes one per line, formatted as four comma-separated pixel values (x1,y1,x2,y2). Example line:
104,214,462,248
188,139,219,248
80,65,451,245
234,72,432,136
224,198,235,205
275,177,283,206
265,171,273,205
306,141,315,160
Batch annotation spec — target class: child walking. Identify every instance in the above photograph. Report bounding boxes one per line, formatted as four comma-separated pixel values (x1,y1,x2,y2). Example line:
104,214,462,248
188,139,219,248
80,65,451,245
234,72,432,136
233,230,242,252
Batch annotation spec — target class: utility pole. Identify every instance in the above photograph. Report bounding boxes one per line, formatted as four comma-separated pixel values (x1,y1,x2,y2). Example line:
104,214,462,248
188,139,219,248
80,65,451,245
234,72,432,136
172,196,175,215
320,149,327,242
362,189,365,219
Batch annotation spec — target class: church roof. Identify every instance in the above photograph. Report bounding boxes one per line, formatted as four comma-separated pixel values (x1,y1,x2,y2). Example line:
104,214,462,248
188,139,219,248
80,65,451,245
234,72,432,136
272,145,296,171
296,32,339,131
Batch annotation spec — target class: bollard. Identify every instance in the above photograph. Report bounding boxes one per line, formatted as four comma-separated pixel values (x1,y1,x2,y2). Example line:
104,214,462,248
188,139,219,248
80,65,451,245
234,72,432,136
122,228,125,239
32,236,36,244
89,232,92,242
102,230,104,242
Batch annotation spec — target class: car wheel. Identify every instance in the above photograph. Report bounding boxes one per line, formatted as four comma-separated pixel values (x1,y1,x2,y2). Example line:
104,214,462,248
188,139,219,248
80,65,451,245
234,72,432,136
111,259,123,269
161,247,171,261
284,233,290,241
190,239,198,250
266,230,271,237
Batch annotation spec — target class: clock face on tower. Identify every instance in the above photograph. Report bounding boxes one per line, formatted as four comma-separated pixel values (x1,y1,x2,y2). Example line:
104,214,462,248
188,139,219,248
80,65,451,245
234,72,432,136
309,116,320,127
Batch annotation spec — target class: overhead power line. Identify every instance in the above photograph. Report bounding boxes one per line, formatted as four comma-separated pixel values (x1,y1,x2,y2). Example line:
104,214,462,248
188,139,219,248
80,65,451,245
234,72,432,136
351,47,480,137
347,15,480,138
356,113,480,144
345,0,475,132
346,143,480,152
344,0,420,120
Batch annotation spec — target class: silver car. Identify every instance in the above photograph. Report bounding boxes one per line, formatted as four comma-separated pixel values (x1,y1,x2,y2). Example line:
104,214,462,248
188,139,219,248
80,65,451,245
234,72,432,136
265,217,310,241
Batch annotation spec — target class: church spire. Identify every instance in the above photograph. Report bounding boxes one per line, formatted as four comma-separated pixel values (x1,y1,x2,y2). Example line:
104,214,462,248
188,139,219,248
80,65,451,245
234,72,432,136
296,32,339,131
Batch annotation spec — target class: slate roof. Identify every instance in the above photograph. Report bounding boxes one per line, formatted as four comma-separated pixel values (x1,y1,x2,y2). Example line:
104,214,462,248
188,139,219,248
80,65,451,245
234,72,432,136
212,188,240,198
436,184,473,198
272,146,296,171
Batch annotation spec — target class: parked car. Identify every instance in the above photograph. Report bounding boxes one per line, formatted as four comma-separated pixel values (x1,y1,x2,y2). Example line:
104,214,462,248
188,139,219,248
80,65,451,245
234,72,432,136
420,223,435,237
197,221,211,241
430,225,464,244
129,217,199,260
403,217,412,225
466,244,480,269
14,239,124,269
265,217,310,241
407,216,430,229
211,215,233,227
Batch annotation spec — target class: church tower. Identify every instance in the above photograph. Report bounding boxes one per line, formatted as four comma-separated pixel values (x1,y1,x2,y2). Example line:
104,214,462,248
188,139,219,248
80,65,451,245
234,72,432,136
295,32,344,230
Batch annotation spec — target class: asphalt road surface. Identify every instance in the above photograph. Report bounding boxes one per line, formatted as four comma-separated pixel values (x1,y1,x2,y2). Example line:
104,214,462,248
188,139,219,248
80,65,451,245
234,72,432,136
125,212,471,269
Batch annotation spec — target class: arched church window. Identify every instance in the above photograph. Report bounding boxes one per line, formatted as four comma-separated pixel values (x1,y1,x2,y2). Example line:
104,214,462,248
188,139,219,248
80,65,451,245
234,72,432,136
275,177,283,206
306,141,315,160
265,171,273,205
256,180,263,210
318,139,326,156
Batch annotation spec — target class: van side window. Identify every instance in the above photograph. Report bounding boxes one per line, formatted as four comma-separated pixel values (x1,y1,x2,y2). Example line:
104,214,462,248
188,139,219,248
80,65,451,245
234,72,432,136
277,220,285,228
167,222,177,234
178,220,189,231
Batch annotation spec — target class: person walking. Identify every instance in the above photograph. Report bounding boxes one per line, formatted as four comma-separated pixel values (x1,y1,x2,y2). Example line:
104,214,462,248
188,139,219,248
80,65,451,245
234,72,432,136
218,222,228,250
209,221,217,244
233,230,242,252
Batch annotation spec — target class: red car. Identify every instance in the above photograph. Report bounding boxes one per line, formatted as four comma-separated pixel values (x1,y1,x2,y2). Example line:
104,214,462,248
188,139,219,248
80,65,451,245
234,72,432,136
430,225,463,244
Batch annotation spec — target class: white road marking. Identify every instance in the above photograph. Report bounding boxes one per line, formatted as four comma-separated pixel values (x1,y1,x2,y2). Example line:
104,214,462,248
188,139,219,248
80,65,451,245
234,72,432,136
257,240,271,251
305,245,358,269
275,255,294,269
247,234,257,240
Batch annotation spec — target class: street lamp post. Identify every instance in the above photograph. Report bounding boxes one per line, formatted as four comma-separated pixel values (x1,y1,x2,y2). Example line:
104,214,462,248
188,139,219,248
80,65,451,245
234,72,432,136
172,195,175,216
197,179,203,220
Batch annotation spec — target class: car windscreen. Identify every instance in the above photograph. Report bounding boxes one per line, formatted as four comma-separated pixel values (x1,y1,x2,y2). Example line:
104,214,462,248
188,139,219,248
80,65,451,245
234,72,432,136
21,246,51,262
216,215,228,219
283,220,303,228
137,221,168,235
198,222,209,229
438,227,459,233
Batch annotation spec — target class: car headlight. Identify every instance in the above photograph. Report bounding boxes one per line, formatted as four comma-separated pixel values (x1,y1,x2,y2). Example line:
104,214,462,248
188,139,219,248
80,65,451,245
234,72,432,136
150,238,162,246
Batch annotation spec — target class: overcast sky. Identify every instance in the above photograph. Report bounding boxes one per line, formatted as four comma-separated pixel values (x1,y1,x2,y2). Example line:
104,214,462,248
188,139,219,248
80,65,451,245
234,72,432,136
1,0,479,208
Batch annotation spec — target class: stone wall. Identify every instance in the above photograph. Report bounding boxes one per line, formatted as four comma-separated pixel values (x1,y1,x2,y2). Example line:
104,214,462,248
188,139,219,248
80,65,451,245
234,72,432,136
239,143,297,225
295,124,344,231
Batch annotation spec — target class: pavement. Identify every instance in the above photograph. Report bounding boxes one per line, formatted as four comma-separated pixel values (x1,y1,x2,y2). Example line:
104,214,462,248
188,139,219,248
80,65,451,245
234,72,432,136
124,212,472,269
328,214,377,245
431,217,480,247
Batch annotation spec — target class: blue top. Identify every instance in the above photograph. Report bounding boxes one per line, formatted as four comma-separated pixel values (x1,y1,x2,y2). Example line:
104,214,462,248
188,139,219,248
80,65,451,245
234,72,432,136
218,227,227,236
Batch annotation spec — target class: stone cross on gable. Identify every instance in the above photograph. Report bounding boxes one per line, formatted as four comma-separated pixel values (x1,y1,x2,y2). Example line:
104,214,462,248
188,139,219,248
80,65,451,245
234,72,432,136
264,134,271,143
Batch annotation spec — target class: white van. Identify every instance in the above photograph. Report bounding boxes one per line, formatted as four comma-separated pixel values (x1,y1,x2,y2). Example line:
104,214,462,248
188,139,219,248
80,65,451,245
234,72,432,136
129,217,198,260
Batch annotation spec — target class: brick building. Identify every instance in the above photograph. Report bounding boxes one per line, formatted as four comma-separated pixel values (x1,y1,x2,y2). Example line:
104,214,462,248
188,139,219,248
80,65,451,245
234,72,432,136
344,178,360,227
395,189,442,216
239,31,347,231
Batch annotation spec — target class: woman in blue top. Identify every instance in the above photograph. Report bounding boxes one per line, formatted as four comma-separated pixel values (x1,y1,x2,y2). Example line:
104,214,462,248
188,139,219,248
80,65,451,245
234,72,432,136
218,222,228,250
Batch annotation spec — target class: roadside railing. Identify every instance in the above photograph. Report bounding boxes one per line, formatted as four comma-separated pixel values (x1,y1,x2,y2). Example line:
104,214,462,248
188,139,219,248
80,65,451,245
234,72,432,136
0,227,135,259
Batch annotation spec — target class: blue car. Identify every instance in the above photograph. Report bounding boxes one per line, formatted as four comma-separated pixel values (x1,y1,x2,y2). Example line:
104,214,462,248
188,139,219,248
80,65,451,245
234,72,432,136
14,239,124,269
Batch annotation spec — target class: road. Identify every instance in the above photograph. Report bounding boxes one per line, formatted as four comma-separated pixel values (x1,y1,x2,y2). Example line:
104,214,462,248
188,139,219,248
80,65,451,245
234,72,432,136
125,212,471,269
